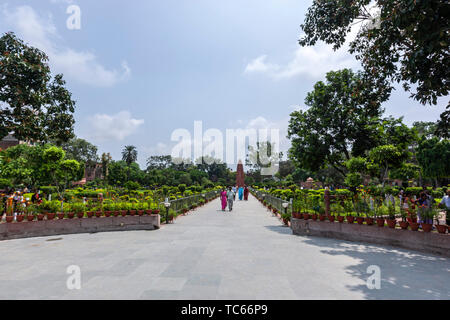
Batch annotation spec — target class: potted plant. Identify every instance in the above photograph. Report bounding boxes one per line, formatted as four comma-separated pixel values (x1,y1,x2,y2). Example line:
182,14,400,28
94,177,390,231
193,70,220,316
282,213,291,226
386,204,397,229
420,207,436,233
129,201,137,216
94,205,102,218
26,204,36,222
399,207,409,230
72,202,85,219
408,203,419,231
121,202,130,216
435,208,448,234
16,205,25,222
137,202,145,216
103,201,112,217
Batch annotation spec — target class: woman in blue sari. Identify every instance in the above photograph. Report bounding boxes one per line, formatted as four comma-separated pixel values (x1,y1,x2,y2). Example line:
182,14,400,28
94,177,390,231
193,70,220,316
238,187,244,200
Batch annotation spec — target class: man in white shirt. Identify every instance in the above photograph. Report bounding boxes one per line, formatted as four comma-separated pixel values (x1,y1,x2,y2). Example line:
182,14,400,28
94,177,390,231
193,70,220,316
439,190,450,225
227,187,235,212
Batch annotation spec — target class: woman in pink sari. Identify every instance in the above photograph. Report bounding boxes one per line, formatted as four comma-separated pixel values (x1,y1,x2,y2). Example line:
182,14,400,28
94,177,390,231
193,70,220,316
220,188,227,211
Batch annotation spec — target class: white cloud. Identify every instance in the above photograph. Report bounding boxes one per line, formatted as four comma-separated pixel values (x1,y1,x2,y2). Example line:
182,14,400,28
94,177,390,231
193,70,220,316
245,44,359,80
244,55,279,74
1,5,130,87
87,111,144,142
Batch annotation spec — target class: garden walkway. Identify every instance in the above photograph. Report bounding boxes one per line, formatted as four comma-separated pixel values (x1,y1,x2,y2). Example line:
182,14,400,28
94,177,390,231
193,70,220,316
0,195,448,299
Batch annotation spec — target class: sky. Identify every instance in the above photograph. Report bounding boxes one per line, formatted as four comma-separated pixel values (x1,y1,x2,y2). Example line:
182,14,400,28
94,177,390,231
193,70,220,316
1,0,447,169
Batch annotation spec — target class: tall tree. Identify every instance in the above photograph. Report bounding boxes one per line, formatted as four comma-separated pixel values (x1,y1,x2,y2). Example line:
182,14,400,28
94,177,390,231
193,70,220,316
287,69,387,176
0,32,75,143
299,0,449,106
59,137,99,166
122,145,138,166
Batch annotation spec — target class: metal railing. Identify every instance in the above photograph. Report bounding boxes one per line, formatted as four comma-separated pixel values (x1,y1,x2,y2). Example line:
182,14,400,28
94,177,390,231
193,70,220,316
251,188,292,214
164,190,220,214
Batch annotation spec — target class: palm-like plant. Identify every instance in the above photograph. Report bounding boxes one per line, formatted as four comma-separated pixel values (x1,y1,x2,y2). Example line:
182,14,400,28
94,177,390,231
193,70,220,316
122,145,137,166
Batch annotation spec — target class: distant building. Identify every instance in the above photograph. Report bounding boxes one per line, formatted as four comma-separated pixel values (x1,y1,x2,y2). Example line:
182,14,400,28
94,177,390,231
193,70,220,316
73,163,103,186
0,134,20,151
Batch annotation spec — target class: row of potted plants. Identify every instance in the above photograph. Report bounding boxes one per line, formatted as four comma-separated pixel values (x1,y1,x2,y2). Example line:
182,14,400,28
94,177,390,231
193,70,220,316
255,195,448,234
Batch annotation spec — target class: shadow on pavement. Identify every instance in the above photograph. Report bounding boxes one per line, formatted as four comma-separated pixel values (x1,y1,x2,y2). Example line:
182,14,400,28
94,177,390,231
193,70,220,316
301,236,450,300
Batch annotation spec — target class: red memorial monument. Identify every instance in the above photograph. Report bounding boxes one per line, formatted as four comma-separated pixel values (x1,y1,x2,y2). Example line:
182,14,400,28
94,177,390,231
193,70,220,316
236,160,245,187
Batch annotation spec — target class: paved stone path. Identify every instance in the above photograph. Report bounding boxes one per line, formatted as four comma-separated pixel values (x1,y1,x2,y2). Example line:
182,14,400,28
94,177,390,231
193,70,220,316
0,195,448,299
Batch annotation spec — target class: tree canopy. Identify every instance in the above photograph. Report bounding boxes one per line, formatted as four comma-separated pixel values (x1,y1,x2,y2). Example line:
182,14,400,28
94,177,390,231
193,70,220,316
0,32,76,143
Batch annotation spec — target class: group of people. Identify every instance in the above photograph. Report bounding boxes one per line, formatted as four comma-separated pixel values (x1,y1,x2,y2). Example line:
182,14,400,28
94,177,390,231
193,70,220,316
399,187,450,225
1,189,43,217
220,185,249,212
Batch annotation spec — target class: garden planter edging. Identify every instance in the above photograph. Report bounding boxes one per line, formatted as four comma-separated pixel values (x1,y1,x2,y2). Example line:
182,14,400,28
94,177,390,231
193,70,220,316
290,218,450,257
0,215,160,241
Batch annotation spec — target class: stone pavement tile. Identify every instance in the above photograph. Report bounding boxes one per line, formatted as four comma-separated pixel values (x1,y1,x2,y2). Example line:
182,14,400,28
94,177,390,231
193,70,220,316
185,273,222,287
177,284,219,300
217,275,297,300
149,277,187,291
107,258,148,276
140,289,180,300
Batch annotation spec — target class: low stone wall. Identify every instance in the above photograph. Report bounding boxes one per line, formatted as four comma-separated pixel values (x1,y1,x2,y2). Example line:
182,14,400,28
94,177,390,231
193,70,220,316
0,215,160,241
291,218,450,257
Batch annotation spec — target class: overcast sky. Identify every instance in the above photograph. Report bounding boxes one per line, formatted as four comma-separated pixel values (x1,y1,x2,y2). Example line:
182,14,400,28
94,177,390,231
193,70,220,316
1,0,447,168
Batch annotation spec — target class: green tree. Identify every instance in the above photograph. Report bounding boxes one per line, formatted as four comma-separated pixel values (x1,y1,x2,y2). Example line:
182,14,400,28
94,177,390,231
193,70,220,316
59,137,99,165
416,137,450,185
299,0,449,107
122,145,138,166
288,69,387,176
0,32,75,143
368,145,406,186
146,155,172,170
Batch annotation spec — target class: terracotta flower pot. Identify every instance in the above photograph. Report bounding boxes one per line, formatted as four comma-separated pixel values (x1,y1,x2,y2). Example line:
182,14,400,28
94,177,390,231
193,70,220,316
16,215,25,222
407,217,418,224
376,218,385,227
356,217,364,225
130,210,136,216
328,215,335,222
104,211,111,217
27,215,35,222
298,213,304,219
319,214,326,221
46,213,56,220
138,210,144,216
366,217,374,226
410,222,420,231
145,210,152,215
95,211,102,218
436,224,447,234
153,210,160,215
346,216,355,224
37,214,45,221
399,221,409,230
77,212,84,219
303,213,310,220
87,212,94,218
57,213,65,220
67,212,75,219
6,216,14,223
337,215,344,223
386,219,396,229
113,211,120,217
312,214,318,221
421,223,432,233
121,210,127,217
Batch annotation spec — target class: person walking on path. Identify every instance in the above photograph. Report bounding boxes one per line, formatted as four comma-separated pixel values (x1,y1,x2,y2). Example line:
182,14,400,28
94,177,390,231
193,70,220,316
238,187,244,201
227,187,235,212
220,188,228,211
244,186,249,201
232,186,237,201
